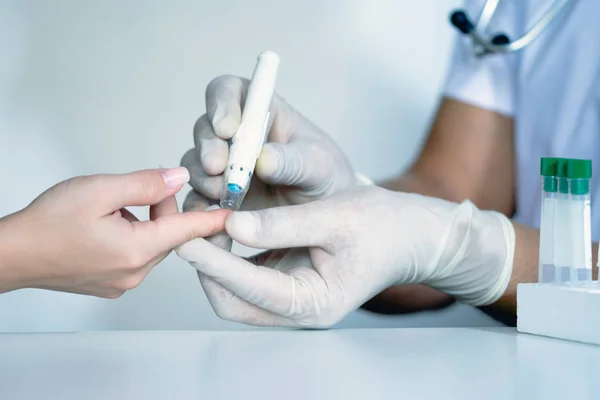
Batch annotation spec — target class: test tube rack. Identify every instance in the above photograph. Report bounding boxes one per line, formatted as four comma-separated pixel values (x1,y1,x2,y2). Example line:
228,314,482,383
517,283,600,346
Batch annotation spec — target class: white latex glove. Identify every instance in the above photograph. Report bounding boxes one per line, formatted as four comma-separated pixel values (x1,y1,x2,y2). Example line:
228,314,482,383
180,74,362,212
176,186,516,328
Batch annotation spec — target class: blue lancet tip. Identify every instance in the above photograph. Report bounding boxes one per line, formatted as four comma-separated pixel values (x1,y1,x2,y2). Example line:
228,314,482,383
227,183,243,193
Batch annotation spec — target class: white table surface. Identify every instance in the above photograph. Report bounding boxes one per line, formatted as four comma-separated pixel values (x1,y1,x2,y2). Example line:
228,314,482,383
0,327,598,400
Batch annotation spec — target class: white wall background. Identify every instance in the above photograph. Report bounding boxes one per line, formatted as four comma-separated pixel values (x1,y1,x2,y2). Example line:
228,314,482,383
0,0,502,331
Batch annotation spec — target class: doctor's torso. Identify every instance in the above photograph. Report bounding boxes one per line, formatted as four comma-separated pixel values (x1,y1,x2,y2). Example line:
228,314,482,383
444,0,600,240
512,0,600,240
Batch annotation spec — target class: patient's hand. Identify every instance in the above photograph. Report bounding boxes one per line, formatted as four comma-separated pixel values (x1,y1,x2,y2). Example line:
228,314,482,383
0,167,229,298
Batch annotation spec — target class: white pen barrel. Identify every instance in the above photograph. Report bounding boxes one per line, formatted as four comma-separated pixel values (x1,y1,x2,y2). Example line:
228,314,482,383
221,51,280,210
243,51,279,131
229,51,280,168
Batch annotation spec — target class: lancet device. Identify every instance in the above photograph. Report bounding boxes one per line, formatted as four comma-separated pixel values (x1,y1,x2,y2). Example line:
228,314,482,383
220,51,280,210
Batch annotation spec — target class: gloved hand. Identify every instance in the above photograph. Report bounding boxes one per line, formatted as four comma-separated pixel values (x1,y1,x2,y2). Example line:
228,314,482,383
176,186,516,328
180,74,361,212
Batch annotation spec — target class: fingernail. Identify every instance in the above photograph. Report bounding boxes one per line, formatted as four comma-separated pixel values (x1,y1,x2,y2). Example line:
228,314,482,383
227,211,261,237
160,167,190,189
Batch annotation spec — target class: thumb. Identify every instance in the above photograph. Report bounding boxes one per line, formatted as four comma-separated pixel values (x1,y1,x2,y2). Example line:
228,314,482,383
102,167,190,212
255,142,333,193
225,202,335,250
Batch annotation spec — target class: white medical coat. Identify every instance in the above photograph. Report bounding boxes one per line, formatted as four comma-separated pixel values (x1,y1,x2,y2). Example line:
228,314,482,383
444,0,600,241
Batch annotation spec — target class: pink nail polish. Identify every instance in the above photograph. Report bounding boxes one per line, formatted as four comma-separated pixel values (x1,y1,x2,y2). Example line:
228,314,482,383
160,167,190,189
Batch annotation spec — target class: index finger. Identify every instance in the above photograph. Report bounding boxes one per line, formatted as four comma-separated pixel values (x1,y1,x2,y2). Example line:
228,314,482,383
205,74,294,144
205,75,244,139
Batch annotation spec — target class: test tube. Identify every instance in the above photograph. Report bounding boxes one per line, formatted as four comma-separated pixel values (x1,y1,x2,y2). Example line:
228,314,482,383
566,159,592,283
554,158,572,284
538,157,557,283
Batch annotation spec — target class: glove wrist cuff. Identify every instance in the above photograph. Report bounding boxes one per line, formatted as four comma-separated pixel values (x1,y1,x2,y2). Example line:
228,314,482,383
425,201,516,306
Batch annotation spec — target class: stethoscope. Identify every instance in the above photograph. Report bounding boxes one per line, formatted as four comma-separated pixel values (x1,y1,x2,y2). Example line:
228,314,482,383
450,0,572,58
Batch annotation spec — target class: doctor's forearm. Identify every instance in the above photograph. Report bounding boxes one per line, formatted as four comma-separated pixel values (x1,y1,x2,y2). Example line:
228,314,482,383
379,171,459,202
373,176,600,322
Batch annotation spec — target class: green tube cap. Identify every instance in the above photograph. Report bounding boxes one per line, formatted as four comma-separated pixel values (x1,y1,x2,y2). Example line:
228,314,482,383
540,157,557,176
566,159,592,179
567,159,592,195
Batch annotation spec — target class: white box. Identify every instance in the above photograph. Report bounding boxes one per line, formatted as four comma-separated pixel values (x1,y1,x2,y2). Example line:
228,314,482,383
517,282,600,346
